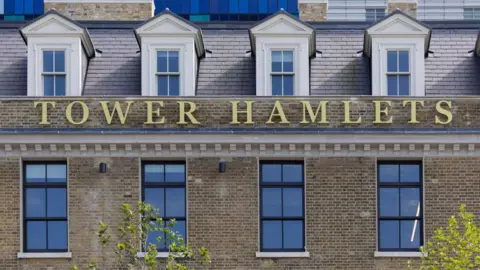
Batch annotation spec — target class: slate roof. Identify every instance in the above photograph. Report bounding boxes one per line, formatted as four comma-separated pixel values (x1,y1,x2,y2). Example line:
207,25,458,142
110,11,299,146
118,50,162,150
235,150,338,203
0,19,480,96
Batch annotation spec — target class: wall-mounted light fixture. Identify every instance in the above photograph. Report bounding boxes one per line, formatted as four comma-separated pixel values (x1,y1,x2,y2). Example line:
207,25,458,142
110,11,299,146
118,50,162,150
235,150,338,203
219,161,227,173
99,162,107,173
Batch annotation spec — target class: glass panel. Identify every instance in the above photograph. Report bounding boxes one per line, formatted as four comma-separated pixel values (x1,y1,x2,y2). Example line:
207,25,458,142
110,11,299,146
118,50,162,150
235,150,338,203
166,188,185,217
147,221,165,250
283,75,294,96
401,220,421,249
282,164,302,182
55,75,66,96
229,0,238,13
283,51,293,72
14,0,23,14
26,221,46,250
26,188,46,218
287,0,297,13
144,188,164,217
259,0,268,13
157,75,168,96
55,51,65,72
400,188,420,217
262,188,281,217
239,0,248,13
400,164,420,183
0,0,4,14
169,75,180,96
262,164,282,182
283,188,303,217
191,0,199,13
262,221,282,249
387,75,397,96
272,75,282,96
379,188,399,217
387,51,397,72
249,0,258,13
33,0,42,14
46,164,66,182
26,164,46,183
166,220,186,246
272,51,282,72
269,0,277,13
283,220,303,249
168,51,179,73
199,0,209,13
47,188,67,218
43,51,54,72
399,75,410,96
399,51,409,72
165,164,185,182
48,221,67,250
157,51,168,72
24,0,33,14
44,75,54,96
379,220,399,249
145,164,164,182
278,0,287,10
379,164,399,182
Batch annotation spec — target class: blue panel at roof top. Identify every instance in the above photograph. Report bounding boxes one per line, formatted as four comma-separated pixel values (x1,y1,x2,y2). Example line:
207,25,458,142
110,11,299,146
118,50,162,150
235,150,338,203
155,0,298,21
1,0,43,19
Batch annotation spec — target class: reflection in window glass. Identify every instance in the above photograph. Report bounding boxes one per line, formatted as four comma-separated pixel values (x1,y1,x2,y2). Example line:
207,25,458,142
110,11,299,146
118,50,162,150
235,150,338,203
42,50,66,96
386,50,410,96
157,50,180,96
271,50,294,96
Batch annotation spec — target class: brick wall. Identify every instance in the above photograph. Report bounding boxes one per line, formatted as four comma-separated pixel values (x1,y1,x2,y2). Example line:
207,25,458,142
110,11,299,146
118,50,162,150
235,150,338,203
388,1,418,18
299,2,328,22
44,2,153,21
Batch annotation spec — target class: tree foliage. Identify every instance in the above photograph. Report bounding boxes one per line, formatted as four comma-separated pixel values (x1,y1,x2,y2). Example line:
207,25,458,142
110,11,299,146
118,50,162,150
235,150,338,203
73,202,210,270
409,204,480,270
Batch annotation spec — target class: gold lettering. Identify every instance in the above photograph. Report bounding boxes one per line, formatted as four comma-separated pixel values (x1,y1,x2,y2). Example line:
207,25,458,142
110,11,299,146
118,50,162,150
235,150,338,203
435,100,453,125
144,101,165,125
230,100,255,124
100,101,133,125
300,101,329,124
34,101,56,125
65,101,89,125
342,101,361,124
266,100,290,124
373,101,393,124
177,101,200,125
403,100,424,124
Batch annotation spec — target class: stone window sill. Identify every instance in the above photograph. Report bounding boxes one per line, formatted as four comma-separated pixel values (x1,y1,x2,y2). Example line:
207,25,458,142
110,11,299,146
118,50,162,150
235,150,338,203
17,252,72,259
256,251,310,258
137,252,186,258
374,251,424,258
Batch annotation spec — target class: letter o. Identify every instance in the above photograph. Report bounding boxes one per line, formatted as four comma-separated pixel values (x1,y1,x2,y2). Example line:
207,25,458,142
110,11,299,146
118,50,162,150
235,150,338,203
66,101,89,125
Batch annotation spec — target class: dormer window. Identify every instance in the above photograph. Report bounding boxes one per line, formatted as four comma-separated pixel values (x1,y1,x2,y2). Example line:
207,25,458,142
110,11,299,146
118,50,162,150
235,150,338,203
271,50,294,96
20,10,95,97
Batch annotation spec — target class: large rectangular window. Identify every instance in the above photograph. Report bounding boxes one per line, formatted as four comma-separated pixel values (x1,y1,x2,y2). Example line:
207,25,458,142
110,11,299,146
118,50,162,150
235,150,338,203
23,162,67,252
142,161,186,251
42,50,66,96
377,161,423,251
464,8,480,20
386,50,410,96
260,161,305,252
366,8,385,21
271,50,294,96
157,50,180,96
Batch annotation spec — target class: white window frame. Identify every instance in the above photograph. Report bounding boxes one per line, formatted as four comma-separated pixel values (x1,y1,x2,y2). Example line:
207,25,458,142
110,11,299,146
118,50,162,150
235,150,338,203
41,49,68,97
155,49,181,96
269,49,295,96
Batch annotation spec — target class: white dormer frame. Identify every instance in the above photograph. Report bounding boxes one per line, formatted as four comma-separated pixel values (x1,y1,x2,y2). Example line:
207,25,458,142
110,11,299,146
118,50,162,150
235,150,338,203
20,10,95,97
364,11,431,97
249,11,316,97
135,10,205,97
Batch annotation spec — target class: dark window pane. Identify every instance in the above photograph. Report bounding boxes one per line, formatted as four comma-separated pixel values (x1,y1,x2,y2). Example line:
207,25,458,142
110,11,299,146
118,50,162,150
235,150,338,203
157,51,168,72
400,164,420,183
147,221,164,249
283,75,294,96
399,51,409,72
262,164,281,182
168,51,179,73
55,51,65,72
283,164,302,182
400,188,420,217
272,75,282,96
379,220,399,249
401,220,421,249
26,164,45,183
399,75,410,96
55,75,66,96
283,51,293,72
169,75,180,96
387,75,397,96
48,221,67,250
145,164,164,182
47,164,66,182
165,164,185,182
262,188,281,217
43,51,53,72
27,221,46,250
44,75,54,96
283,188,303,217
47,188,67,218
262,221,282,249
379,188,399,217
387,51,397,72
379,164,399,182
145,188,164,217
283,220,303,249
26,188,46,218
166,188,185,217
158,75,168,96
272,51,282,72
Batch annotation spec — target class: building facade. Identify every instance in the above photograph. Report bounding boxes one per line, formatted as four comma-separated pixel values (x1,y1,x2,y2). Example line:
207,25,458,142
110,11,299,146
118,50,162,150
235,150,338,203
1,0,480,269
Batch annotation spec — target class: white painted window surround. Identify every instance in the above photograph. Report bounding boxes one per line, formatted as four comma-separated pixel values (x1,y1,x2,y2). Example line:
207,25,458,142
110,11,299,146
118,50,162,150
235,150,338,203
17,252,72,259
364,11,431,97
137,252,172,258
255,251,310,258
